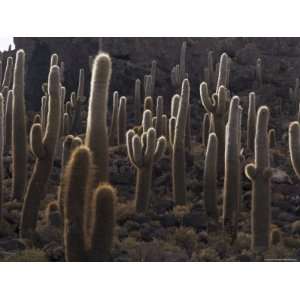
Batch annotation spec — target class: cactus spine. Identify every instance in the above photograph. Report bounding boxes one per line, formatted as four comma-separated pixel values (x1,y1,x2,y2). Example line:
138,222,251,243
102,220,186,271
126,120,166,212
109,91,119,146
245,106,272,252
223,96,242,240
170,79,190,205
85,53,111,183
117,96,127,145
247,92,256,151
200,82,226,175
20,65,61,238
12,50,27,201
203,132,218,227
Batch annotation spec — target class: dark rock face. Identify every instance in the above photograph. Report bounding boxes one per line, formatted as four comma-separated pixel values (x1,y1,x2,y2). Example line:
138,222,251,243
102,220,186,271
13,37,300,111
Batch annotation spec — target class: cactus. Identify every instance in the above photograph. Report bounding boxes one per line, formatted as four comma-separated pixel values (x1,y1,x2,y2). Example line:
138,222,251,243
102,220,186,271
117,96,127,145
179,41,187,82
185,104,192,151
289,78,300,112
144,75,152,98
134,79,142,124
12,50,27,202
155,96,163,136
144,96,153,112
85,53,111,183
202,113,210,146
4,90,12,154
71,68,85,133
64,146,116,261
41,95,48,133
126,122,166,212
2,56,13,89
256,58,263,88
245,106,272,252
20,65,61,238
223,96,242,240
216,53,230,92
33,114,41,124
203,132,218,228
0,94,3,223
150,60,157,97
200,82,226,175
161,114,168,139
247,92,256,152
268,129,276,149
63,113,70,136
169,79,190,205
50,53,59,67
288,121,300,178
109,91,119,146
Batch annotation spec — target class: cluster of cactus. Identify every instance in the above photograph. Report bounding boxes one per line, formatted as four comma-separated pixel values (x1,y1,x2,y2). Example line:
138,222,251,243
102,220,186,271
64,146,116,261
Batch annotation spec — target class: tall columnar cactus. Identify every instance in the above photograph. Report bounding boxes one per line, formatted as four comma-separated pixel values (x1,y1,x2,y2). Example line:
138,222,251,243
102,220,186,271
63,113,70,136
41,95,48,133
247,92,256,152
117,96,127,145
12,50,27,202
169,79,190,205
179,41,187,82
20,65,62,239
216,53,229,92
203,132,218,227
64,146,117,261
269,129,276,149
256,58,263,88
0,94,4,223
223,96,242,240
171,94,180,118
202,113,210,146
185,104,192,151
289,121,300,178
144,75,152,98
109,91,119,146
126,126,166,212
150,60,157,97
71,68,85,133
155,96,163,136
289,78,300,112
4,90,12,154
2,56,13,89
85,53,111,183
134,79,142,124
200,82,226,175
245,106,272,252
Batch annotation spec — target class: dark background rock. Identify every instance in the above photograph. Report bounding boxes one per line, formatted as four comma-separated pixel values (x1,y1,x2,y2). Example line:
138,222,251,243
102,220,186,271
12,37,300,111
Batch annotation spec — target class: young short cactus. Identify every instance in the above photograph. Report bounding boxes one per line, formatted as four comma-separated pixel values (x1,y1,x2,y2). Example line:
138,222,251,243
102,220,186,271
203,132,218,227
169,79,190,205
64,145,117,261
12,50,27,202
223,96,242,240
85,53,111,183
245,106,272,252
200,82,226,175
109,91,119,146
117,96,127,145
20,64,62,238
247,92,256,152
126,123,166,212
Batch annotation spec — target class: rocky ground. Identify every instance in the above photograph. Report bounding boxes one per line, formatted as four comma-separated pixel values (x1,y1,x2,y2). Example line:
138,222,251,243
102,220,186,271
1,89,300,262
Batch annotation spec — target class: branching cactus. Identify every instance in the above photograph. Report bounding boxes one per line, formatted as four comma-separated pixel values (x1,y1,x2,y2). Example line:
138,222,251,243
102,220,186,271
117,96,127,145
85,53,111,183
203,132,218,229
223,96,242,241
4,90,12,154
245,106,272,252
20,65,62,239
126,125,166,213
12,50,27,202
200,82,226,175
64,146,117,261
169,79,190,205
134,79,142,124
247,92,256,152
109,91,119,146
